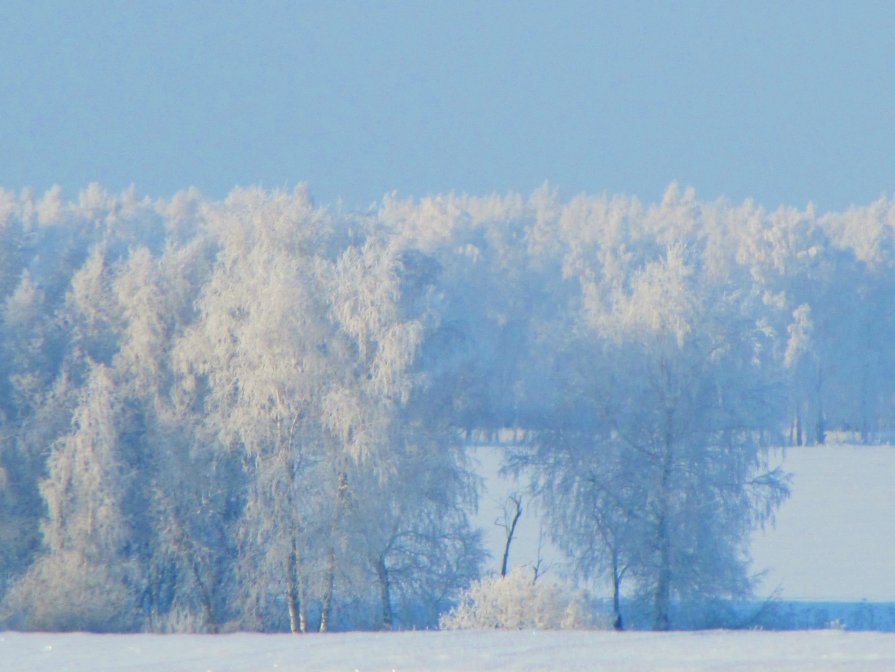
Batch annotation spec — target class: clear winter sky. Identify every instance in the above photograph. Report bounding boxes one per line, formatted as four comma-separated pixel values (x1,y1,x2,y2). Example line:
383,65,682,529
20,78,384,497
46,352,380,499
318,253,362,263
2,1,893,212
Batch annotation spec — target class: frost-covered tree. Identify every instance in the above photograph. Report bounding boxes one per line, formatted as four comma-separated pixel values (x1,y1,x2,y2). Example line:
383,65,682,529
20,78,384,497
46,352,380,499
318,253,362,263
6,363,138,631
174,187,338,633
326,233,484,629
0,271,73,602
3,181,895,634
523,430,641,630
517,242,790,630
110,236,235,632
343,423,484,629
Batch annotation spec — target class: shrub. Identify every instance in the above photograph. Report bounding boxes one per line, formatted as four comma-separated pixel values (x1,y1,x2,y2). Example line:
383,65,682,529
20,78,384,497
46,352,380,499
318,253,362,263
439,568,593,630
3,550,137,632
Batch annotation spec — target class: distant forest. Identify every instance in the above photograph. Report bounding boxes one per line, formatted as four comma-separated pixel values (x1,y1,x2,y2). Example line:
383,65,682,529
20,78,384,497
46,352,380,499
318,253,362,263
0,182,892,632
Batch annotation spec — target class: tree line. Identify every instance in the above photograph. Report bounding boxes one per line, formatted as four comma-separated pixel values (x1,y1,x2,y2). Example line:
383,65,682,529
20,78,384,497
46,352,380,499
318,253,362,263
0,182,892,631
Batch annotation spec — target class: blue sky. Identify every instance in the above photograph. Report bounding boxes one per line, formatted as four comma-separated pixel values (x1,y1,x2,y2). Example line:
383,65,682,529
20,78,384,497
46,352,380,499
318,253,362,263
2,1,893,212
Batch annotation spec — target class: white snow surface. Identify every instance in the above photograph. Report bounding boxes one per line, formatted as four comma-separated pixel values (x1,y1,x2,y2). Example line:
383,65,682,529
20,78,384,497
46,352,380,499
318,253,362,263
751,445,895,601
4,629,895,671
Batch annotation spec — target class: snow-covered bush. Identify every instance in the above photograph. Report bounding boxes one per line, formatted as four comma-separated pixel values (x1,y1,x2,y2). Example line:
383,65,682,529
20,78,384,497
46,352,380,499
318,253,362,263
439,569,593,630
3,550,137,632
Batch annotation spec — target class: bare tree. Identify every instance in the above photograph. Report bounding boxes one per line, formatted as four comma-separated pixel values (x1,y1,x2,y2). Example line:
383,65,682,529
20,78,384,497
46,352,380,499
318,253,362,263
496,493,523,578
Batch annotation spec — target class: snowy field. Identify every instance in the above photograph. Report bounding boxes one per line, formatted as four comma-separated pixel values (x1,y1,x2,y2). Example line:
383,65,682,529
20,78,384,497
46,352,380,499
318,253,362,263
750,445,895,601
5,629,895,671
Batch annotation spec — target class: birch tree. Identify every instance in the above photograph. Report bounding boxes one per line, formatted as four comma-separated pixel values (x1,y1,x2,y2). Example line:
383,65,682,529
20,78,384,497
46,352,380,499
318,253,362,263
174,187,335,632
324,233,484,629
520,243,789,630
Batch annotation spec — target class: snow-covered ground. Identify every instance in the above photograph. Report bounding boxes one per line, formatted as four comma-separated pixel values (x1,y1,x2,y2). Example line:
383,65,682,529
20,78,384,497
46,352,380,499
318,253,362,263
6,629,895,671
751,445,895,601
473,443,895,602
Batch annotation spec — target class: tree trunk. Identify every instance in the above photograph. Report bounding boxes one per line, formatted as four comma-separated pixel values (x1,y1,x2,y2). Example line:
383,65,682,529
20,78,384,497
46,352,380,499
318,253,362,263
653,511,671,631
298,565,308,632
611,550,624,631
653,405,673,631
500,495,522,577
319,471,349,632
190,556,218,633
277,411,306,634
286,536,306,633
813,366,825,445
167,512,219,632
319,545,335,632
145,559,160,633
375,555,394,630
